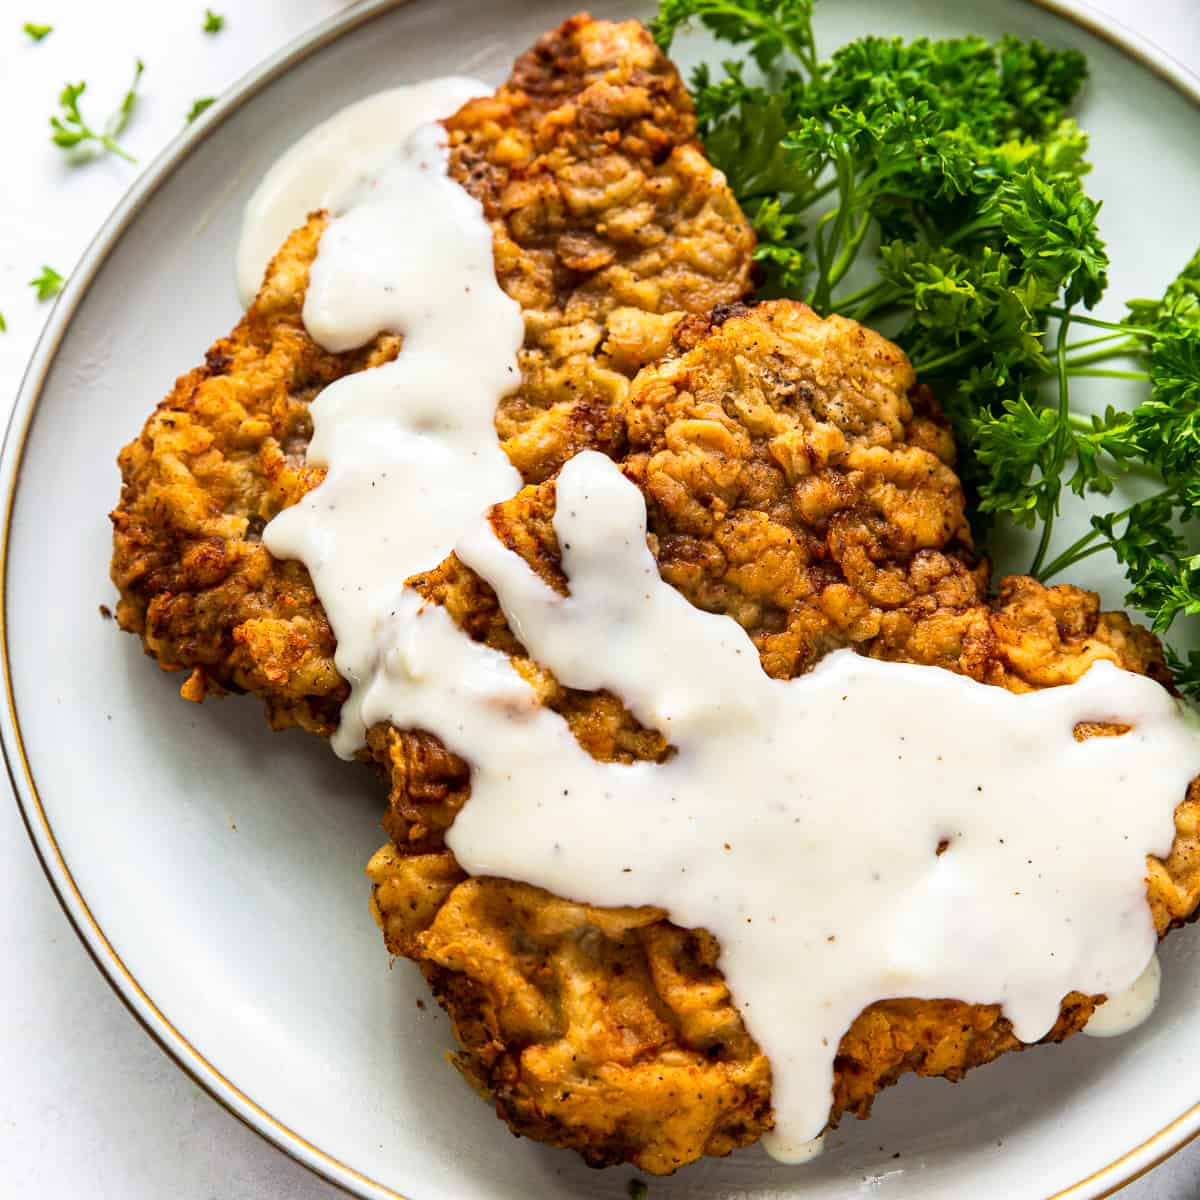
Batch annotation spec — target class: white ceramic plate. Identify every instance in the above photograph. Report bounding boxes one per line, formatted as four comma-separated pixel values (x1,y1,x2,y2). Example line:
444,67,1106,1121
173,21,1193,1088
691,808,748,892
6,2,1200,1198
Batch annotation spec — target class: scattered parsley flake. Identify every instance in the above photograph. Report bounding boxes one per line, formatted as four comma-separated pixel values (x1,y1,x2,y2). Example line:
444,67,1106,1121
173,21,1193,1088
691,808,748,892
203,9,225,34
29,266,64,301
50,58,144,163
0,313,7,332
23,21,52,41
187,96,216,124
628,1181,649,1200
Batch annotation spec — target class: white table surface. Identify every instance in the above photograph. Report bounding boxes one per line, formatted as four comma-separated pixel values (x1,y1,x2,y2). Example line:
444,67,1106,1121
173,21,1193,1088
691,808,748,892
3,2,1199,1197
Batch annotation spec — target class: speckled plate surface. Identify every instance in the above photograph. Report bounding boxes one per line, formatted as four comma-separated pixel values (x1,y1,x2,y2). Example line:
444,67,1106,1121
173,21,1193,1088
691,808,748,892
5,1,1200,1197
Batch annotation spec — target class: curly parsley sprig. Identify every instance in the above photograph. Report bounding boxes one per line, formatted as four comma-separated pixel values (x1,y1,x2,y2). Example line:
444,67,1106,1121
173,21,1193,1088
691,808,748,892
656,0,1200,695
50,58,144,163
1018,255,1200,691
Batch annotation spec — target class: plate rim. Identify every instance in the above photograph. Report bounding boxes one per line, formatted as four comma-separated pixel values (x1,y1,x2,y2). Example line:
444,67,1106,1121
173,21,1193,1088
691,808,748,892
4,2,1199,1198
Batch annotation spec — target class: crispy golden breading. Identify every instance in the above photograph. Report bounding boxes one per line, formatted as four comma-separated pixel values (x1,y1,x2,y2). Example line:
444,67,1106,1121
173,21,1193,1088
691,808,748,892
625,302,984,678
109,14,754,733
366,302,1200,1173
107,15,1200,1174
452,16,756,481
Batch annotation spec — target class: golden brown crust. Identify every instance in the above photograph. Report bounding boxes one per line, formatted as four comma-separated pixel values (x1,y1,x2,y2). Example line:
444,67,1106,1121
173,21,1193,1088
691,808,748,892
449,13,755,481
368,863,771,1170
109,14,754,731
106,20,1200,1172
365,301,1200,1172
625,300,982,679
110,216,381,735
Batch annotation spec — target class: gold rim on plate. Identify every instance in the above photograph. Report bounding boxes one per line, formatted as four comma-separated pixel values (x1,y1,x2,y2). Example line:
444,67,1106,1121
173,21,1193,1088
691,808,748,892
2,2,1197,1197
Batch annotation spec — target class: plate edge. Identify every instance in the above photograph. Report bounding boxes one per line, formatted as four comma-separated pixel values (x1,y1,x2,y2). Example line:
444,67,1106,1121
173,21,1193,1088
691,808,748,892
2,3,1199,1200
0,3,419,1198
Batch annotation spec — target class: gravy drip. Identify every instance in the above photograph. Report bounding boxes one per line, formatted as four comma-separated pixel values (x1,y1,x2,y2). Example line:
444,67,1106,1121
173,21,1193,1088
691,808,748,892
264,120,523,755
236,78,488,306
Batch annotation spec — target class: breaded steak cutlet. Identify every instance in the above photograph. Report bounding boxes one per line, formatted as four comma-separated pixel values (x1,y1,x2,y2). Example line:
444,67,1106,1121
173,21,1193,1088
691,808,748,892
107,10,1200,1178
109,14,755,736
366,301,1200,1174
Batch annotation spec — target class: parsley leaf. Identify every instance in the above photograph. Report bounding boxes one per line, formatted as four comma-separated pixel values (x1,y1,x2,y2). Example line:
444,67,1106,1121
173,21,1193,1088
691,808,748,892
1004,248,1200,692
997,171,1107,309
0,313,7,333
1166,646,1200,698
23,21,52,41
29,265,64,301
50,58,144,163
653,0,818,73
187,96,216,124
203,9,225,34
1125,246,1200,337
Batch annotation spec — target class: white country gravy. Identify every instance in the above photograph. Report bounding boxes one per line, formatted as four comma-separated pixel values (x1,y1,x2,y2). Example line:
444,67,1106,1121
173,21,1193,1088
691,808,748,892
1082,953,1163,1039
447,452,1196,1159
263,116,523,758
235,78,488,307
250,93,1200,1160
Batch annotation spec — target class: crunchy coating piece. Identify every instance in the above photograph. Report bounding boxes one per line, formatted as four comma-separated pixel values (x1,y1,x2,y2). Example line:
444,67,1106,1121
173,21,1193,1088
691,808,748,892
367,302,1200,1174
624,301,983,678
450,14,756,481
110,216,387,734
369,860,770,1170
109,14,754,732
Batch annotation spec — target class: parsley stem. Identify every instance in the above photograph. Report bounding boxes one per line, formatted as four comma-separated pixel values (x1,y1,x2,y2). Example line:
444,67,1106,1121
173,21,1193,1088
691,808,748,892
836,281,904,324
944,211,1001,247
100,135,136,163
741,176,835,208
849,293,905,324
1065,331,1131,353
1030,315,1074,577
1063,338,1140,369
1036,494,1163,580
805,177,840,206
1065,367,1151,380
911,345,976,374
1045,308,1158,339
809,144,856,313
1037,538,1108,580
808,214,833,312
833,279,889,313
827,212,873,292
1028,504,1057,580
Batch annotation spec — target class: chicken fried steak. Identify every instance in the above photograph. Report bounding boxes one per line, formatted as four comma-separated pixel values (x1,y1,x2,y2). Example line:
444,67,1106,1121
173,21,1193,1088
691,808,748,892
109,14,754,736
366,300,1200,1173
106,12,1200,1175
